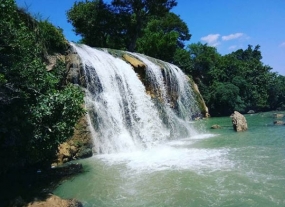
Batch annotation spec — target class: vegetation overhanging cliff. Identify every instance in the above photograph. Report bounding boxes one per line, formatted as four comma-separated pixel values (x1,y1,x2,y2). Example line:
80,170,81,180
67,0,285,116
0,0,85,174
0,0,207,175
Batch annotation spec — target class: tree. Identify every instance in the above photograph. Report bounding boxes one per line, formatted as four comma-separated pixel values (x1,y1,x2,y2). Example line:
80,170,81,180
67,0,125,48
208,82,245,116
268,74,285,110
111,0,177,51
67,0,180,52
136,12,190,62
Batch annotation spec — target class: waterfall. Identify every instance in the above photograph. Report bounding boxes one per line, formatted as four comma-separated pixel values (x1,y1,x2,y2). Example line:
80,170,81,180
128,53,201,137
71,43,200,154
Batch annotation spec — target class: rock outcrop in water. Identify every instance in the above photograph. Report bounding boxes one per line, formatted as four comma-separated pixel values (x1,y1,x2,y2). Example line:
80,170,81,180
273,113,284,119
231,111,248,132
27,194,83,207
274,120,284,125
211,124,221,129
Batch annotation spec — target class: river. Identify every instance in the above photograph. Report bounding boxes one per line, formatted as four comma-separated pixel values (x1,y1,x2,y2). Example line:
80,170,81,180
54,112,285,207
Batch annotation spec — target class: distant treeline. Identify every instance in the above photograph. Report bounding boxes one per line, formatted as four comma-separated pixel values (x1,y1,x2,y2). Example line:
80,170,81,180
67,0,285,116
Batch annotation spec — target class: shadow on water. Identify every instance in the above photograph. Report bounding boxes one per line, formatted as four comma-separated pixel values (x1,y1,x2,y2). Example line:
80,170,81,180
0,162,86,207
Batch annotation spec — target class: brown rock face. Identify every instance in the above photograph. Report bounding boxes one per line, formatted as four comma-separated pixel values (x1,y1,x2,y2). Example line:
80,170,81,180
54,115,93,165
27,194,82,207
190,79,209,117
231,111,248,132
65,50,86,87
122,54,159,99
122,54,146,81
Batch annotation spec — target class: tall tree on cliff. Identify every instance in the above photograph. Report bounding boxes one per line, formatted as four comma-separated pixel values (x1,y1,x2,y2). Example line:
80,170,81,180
111,0,177,51
68,0,178,51
67,0,125,48
136,12,190,62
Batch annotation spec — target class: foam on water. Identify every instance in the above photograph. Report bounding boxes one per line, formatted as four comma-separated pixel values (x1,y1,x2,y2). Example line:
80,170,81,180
96,133,232,174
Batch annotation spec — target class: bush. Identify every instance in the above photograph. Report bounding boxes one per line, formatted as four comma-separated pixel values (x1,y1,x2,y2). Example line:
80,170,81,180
0,0,85,173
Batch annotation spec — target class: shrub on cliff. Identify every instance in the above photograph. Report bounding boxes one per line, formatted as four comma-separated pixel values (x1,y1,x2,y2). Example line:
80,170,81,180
0,0,85,173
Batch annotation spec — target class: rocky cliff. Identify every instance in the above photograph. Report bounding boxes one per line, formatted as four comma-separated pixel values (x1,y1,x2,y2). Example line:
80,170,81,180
46,44,209,163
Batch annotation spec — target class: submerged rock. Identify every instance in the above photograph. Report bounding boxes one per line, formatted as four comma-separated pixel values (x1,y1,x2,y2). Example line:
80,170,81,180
211,124,221,129
230,111,248,132
274,120,284,125
247,110,255,114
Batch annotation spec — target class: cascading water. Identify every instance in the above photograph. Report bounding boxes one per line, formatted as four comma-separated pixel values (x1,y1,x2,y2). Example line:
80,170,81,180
128,53,201,137
71,43,200,154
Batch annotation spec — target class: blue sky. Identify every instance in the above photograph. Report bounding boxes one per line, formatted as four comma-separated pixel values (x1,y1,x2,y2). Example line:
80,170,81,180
16,0,285,75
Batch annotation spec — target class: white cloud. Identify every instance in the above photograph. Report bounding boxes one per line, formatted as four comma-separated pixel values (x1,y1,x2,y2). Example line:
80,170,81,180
228,45,237,50
280,42,285,47
200,34,220,46
222,33,244,41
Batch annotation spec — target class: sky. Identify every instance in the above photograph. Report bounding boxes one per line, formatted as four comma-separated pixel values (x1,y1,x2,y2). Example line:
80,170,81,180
15,0,285,75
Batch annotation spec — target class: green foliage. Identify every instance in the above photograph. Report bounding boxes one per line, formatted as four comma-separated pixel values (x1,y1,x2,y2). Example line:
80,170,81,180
173,48,192,73
187,42,221,83
27,84,85,163
67,0,184,53
208,82,245,116
37,20,68,54
186,43,284,116
268,73,285,110
0,0,85,173
67,0,124,48
111,0,177,51
136,12,190,62
136,24,179,62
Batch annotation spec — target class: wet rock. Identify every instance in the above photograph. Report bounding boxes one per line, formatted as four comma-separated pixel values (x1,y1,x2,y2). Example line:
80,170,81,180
211,124,221,129
27,194,83,207
76,148,93,159
273,113,284,119
274,120,284,125
55,115,93,165
122,54,146,82
65,52,86,87
191,80,210,117
247,110,255,114
45,54,65,72
230,111,248,132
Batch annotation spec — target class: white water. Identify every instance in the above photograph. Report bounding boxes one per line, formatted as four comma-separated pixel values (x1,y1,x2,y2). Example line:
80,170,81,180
129,53,200,120
128,53,200,138
71,44,200,154
96,133,232,174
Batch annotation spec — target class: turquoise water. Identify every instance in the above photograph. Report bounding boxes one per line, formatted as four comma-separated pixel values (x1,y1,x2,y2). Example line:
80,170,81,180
54,112,285,207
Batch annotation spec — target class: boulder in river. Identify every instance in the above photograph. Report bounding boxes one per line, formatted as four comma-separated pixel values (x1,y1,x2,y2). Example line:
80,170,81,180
274,120,284,125
247,110,255,114
273,113,284,119
230,111,248,132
